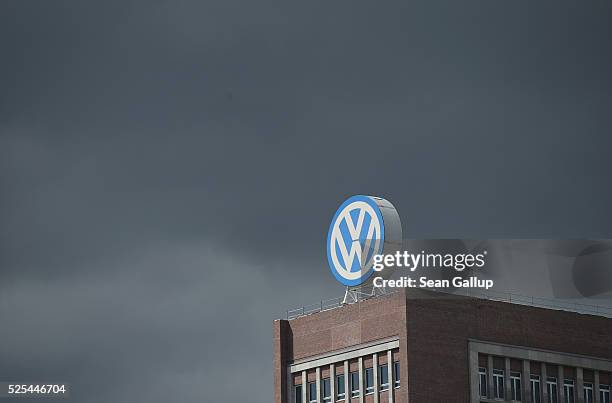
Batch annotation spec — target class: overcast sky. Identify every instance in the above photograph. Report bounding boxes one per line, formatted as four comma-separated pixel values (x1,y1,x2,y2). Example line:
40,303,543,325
1,1,612,402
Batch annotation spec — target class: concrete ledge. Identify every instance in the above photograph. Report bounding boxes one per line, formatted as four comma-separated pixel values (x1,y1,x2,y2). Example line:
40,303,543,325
290,337,400,373
468,339,612,372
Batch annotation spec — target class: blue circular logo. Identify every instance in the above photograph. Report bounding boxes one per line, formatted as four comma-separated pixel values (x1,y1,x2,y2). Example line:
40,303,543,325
327,195,386,286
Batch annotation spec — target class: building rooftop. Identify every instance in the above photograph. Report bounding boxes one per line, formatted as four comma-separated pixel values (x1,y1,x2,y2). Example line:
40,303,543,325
284,287,612,321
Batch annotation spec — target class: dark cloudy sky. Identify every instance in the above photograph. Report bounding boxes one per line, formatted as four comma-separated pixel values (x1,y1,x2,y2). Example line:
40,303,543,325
1,1,612,402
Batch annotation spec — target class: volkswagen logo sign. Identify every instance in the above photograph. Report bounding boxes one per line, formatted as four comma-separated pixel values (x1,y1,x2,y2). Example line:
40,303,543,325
327,195,402,286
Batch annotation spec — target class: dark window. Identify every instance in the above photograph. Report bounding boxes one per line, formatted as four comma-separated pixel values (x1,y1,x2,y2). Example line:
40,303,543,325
295,385,303,403
379,365,389,391
511,372,522,401
584,383,593,403
531,375,541,403
494,369,505,399
547,377,558,403
336,375,345,401
322,378,331,403
365,368,374,394
479,367,487,397
308,382,316,403
350,372,360,397
564,380,574,403
393,362,400,388
601,385,610,403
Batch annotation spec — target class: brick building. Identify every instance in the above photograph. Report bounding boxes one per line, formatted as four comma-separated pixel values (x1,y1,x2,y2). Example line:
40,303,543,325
273,289,612,403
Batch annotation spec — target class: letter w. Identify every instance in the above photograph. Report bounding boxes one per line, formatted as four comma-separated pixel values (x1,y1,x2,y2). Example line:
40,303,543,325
337,210,375,271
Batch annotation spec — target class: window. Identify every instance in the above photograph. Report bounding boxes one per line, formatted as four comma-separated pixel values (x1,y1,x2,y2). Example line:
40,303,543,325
564,380,574,403
322,378,331,403
308,382,317,403
479,367,487,398
336,375,345,401
584,382,593,403
547,377,558,403
493,369,505,399
350,371,360,398
393,362,400,388
295,385,303,403
601,385,610,403
379,365,389,391
511,372,522,401
365,368,374,394
531,375,541,403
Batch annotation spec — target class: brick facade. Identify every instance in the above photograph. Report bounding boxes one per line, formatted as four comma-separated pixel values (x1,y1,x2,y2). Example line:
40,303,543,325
274,289,612,403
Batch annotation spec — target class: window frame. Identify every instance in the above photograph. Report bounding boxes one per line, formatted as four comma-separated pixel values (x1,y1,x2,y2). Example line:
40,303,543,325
350,371,360,398
335,375,345,401
364,367,374,395
308,381,317,403
511,371,522,401
378,365,389,391
531,375,541,403
563,379,575,403
322,378,331,403
584,382,593,403
493,369,505,400
295,384,303,403
600,384,610,403
393,361,400,388
547,376,558,403
479,367,487,398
